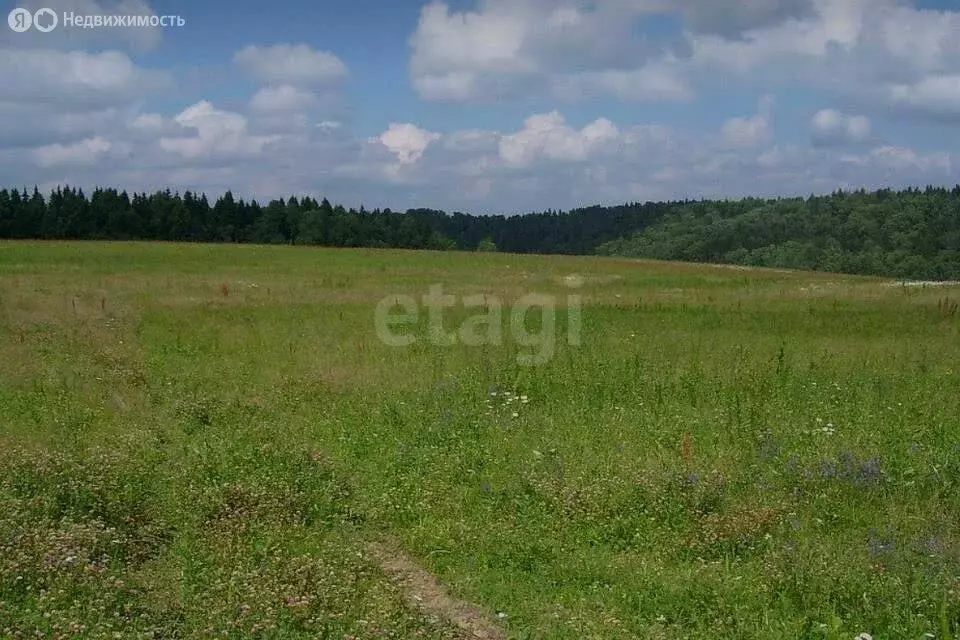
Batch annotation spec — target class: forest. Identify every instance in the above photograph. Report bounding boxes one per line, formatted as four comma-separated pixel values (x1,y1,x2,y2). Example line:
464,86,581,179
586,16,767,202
2,184,959,279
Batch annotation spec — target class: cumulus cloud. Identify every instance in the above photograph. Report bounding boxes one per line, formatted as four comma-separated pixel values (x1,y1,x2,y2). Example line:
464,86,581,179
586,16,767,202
684,0,960,123
498,111,619,168
406,0,937,106
234,44,348,86
866,145,951,173
405,0,960,114
888,75,960,118
234,45,348,127
0,48,170,152
378,123,441,164
410,2,531,77
688,0,869,73
1,97,955,215
159,101,280,160
810,109,871,145
721,96,774,148
408,0,689,102
876,5,960,76
32,136,130,167
249,84,318,112
334,109,954,211
0,48,170,107
551,61,694,102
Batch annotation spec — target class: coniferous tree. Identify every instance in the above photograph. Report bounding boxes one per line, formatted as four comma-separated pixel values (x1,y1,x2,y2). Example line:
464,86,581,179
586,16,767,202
0,182,959,279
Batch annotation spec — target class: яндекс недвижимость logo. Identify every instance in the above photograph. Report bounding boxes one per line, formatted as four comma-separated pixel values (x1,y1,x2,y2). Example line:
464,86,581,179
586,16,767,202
7,7,185,32
7,7,57,32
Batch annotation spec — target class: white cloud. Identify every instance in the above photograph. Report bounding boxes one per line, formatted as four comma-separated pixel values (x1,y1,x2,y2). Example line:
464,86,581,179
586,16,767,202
378,123,441,164
888,75,960,117
159,101,280,160
128,113,163,132
404,0,960,115
234,44,348,86
877,6,960,75
0,48,170,106
2,100,955,215
552,61,694,102
688,0,869,73
721,96,773,148
408,0,689,102
407,0,872,103
410,2,533,78
250,84,318,112
0,48,169,151
32,136,127,167
868,145,951,173
498,111,619,167
810,108,871,145
681,0,960,124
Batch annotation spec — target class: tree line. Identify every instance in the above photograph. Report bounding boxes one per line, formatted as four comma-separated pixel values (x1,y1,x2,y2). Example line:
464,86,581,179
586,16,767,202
598,186,960,280
1,184,959,279
0,186,677,253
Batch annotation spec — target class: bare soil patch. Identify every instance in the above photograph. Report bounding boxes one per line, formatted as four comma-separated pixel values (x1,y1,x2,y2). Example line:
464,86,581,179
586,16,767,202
368,540,506,640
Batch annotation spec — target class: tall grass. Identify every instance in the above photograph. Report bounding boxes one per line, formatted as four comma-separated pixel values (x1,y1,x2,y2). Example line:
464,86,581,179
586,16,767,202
1,241,958,638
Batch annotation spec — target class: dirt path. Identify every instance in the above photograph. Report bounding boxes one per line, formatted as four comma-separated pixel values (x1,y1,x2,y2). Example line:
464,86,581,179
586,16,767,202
367,540,507,640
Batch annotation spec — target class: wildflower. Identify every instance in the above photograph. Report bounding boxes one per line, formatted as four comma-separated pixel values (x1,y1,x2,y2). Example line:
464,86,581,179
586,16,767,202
855,633,873,640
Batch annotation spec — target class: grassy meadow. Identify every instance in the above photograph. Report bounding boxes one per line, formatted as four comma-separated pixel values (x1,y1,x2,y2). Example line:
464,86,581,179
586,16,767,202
1,241,959,639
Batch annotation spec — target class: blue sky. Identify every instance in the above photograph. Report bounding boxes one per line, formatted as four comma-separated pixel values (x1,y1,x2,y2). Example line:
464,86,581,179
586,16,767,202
1,0,959,213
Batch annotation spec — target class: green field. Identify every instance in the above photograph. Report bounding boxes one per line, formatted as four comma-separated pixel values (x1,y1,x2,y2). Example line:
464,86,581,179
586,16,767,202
1,241,959,639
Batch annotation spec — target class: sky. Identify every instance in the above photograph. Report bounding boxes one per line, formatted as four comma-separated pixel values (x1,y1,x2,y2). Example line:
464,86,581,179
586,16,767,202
1,0,959,214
